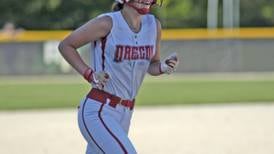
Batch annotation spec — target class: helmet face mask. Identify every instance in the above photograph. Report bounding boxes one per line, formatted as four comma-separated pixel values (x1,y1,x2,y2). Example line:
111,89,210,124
115,0,163,14
115,0,163,6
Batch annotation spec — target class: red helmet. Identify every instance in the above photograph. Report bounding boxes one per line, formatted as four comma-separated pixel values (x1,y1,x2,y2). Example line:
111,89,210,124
115,0,163,14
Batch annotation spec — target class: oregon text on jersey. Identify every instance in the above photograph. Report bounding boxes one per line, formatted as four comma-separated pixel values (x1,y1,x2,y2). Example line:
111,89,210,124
114,45,154,62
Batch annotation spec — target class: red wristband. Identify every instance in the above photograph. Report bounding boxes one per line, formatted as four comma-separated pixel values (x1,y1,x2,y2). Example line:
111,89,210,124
83,68,94,82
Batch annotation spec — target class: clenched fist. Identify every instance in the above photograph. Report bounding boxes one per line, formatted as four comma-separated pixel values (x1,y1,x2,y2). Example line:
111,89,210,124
160,52,179,74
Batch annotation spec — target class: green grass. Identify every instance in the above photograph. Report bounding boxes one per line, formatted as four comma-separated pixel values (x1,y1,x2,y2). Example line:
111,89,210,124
137,80,274,105
0,83,89,110
1,75,274,110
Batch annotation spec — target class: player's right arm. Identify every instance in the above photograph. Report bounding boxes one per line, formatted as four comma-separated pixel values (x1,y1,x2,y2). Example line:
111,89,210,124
58,16,112,76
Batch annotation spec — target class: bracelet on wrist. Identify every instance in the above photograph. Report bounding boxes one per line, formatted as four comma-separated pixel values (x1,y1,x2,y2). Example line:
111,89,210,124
159,62,164,74
83,68,93,82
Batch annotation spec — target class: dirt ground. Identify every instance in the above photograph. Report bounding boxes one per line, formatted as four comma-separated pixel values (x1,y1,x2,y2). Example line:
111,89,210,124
0,103,274,154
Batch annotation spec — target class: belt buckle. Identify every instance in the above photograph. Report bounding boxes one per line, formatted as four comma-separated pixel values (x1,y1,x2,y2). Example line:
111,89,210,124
118,98,123,105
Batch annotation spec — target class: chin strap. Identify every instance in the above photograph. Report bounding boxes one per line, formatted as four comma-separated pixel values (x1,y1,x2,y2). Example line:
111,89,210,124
126,3,151,15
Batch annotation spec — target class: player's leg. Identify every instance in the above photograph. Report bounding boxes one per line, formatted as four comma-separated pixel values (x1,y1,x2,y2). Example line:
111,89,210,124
85,142,101,154
78,98,137,154
99,105,136,154
115,104,134,134
78,98,104,154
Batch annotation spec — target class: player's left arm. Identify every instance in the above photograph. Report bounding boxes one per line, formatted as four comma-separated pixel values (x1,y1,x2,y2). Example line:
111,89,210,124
147,18,179,76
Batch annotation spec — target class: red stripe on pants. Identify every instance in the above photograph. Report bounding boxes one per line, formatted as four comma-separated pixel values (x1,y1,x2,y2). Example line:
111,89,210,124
82,97,105,153
98,104,128,154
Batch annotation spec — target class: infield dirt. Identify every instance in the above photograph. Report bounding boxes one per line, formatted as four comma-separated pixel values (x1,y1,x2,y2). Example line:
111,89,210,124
0,104,274,154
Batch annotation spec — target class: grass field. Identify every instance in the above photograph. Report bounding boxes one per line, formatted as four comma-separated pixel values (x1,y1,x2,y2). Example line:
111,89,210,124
1,74,274,110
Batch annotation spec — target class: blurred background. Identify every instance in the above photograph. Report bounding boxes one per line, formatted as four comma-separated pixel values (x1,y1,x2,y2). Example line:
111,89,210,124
1,0,274,154
0,0,274,109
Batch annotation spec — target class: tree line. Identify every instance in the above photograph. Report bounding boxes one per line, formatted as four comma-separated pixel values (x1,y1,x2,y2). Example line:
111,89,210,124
0,0,273,30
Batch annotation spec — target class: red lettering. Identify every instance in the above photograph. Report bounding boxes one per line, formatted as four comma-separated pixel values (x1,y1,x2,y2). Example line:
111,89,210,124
139,46,145,59
114,45,154,62
132,47,139,60
114,45,124,62
145,46,152,59
124,46,131,60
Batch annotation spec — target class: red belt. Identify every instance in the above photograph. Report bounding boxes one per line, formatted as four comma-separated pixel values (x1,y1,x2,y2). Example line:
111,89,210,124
87,88,135,110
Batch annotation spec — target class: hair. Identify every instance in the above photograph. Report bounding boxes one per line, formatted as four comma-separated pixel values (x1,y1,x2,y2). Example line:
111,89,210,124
112,2,124,11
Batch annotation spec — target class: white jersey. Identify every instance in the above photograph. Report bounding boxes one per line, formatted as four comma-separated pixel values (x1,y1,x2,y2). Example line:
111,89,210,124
91,11,157,100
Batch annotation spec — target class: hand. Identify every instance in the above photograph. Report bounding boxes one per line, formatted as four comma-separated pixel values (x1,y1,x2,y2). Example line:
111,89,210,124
160,52,179,74
83,68,110,89
92,71,110,90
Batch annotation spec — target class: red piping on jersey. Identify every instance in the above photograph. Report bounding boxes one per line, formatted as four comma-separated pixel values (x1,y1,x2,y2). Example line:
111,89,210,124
93,41,97,72
101,37,107,71
81,97,105,153
98,104,128,154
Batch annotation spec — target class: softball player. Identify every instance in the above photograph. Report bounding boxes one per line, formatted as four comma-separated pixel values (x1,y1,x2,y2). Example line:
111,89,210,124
58,0,179,153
